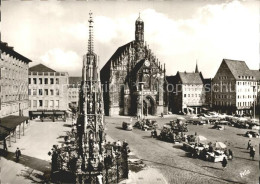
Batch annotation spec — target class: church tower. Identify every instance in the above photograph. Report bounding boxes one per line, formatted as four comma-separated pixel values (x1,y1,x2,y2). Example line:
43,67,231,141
135,13,144,44
135,13,145,61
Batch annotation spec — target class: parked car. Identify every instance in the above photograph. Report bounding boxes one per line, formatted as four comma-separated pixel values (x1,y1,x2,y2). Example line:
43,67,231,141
208,112,219,118
217,113,227,119
193,120,207,125
245,131,259,138
122,122,133,131
212,124,224,130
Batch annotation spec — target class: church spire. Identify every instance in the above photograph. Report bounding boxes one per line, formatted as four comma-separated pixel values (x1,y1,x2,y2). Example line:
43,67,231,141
88,11,94,53
195,60,199,73
135,12,144,44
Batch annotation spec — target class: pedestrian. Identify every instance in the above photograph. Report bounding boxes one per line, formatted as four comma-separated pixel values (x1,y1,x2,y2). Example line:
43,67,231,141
250,146,255,160
116,140,121,151
15,148,21,162
3,139,7,152
221,157,227,170
161,113,164,118
228,149,233,160
247,140,251,150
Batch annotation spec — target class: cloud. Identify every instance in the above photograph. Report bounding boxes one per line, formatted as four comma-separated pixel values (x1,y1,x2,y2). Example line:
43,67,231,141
136,1,259,76
35,1,65,17
40,48,82,74
3,0,258,78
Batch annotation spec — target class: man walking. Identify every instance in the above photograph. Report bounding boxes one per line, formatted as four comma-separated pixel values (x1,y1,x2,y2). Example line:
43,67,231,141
15,148,21,162
250,146,255,160
247,140,251,150
3,139,7,152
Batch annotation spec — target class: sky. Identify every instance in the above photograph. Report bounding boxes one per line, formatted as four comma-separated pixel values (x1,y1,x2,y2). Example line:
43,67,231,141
1,0,259,78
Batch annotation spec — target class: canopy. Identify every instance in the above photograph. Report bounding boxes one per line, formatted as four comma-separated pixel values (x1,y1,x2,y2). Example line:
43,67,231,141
188,108,194,112
0,116,29,131
195,135,207,143
214,142,227,149
238,118,249,122
44,112,54,115
55,111,65,115
32,112,43,115
0,127,9,141
250,119,259,125
177,117,185,120
190,116,198,119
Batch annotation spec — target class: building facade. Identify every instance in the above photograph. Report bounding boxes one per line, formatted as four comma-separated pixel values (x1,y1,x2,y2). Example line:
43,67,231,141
212,59,259,115
68,77,81,107
0,42,32,118
202,78,212,109
101,15,168,116
28,64,69,112
167,70,206,114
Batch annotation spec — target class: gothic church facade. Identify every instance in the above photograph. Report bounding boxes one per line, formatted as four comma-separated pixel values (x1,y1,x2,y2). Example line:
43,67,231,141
101,15,168,116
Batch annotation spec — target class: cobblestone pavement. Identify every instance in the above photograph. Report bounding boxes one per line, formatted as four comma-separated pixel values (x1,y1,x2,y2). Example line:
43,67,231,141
0,116,258,184
105,115,259,184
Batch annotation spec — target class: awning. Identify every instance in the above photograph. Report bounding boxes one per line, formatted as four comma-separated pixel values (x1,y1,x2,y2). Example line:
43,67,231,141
188,108,194,111
55,111,65,115
0,116,29,131
0,127,9,141
44,112,54,115
32,112,43,115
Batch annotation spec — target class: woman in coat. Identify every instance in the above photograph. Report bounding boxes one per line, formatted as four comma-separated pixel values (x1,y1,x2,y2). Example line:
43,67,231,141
222,157,227,170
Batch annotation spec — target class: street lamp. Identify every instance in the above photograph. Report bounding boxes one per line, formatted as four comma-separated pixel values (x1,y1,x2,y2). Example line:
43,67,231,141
138,82,145,120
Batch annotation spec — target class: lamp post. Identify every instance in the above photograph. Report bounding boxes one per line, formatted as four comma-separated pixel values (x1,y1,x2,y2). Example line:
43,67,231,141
138,82,145,120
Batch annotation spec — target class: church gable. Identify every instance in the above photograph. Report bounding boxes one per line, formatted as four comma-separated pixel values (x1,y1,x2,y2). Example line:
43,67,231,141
100,13,168,116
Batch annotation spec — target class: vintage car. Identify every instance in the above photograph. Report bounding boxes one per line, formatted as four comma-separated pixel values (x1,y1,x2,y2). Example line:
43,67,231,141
245,131,259,138
134,120,153,131
193,120,207,125
206,150,228,162
212,124,224,130
170,118,188,132
248,119,260,130
122,122,133,131
146,119,159,130
158,125,182,143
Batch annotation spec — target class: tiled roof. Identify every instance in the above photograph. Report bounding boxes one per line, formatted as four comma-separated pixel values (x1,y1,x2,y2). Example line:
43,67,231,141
178,72,203,84
69,76,82,84
29,64,56,72
100,41,133,83
223,59,254,80
251,70,260,80
166,75,177,84
0,41,32,63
